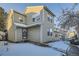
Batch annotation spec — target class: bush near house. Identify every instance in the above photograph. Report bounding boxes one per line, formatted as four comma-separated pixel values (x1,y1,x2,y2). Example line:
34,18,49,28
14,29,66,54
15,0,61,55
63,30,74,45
0,31,5,40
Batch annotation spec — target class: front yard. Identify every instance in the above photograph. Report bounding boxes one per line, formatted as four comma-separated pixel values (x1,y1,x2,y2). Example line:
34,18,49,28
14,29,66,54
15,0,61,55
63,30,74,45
0,40,79,56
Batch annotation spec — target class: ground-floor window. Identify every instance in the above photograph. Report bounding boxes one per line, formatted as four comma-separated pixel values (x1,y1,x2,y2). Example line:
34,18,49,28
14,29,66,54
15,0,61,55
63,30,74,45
47,28,52,36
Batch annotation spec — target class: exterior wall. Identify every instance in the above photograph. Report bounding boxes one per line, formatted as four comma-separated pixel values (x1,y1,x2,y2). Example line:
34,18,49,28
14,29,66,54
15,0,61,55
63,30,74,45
25,12,42,25
27,26,40,43
14,27,22,42
12,11,27,42
24,10,43,43
41,9,54,42
14,26,28,42
25,9,55,43
6,10,15,42
7,6,55,43
8,25,15,42
13,11,26,25
7,10,27,42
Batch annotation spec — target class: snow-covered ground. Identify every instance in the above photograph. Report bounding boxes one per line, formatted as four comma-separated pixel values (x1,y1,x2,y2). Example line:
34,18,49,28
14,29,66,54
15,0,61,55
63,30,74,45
0,42,62,56
48,40,69,51
0,40,79,56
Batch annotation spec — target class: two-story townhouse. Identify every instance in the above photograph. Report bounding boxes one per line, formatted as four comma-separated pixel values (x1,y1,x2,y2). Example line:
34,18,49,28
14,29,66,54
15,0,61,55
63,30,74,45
6,6,55,43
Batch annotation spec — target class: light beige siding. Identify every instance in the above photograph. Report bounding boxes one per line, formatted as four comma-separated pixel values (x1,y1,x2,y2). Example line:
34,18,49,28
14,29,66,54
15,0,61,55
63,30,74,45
7,6,55,43
8,26,15,42
41,9,54,42
15,27,22,42
13,12,26,24
26,13,42,25
28,26,40,42
6,10,15,42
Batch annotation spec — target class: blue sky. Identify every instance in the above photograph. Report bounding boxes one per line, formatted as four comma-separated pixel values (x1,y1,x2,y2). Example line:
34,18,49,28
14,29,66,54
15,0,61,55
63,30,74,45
0,3,79,27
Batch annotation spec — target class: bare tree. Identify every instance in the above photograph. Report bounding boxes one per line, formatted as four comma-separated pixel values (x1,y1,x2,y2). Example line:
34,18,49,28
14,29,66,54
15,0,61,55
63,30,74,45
58,3,78,29
0,7,7,31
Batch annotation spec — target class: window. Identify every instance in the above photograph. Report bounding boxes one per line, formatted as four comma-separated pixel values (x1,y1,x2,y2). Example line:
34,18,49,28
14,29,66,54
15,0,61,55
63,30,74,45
32,17,40,22
48,17,50,21
20,19,23,22
51,19,52,23
50,32,52,36
33,18,35,22
47,31,50,36
19,17,23,22
37,18,40,21
48,16,52,23
47,29,53,36
47,31,52,36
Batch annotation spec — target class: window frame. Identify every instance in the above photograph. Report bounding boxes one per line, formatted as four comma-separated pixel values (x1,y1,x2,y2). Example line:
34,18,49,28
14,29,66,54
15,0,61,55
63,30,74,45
32,18,35,22
48,15,53,23
19,17,23,23
47,29,53,36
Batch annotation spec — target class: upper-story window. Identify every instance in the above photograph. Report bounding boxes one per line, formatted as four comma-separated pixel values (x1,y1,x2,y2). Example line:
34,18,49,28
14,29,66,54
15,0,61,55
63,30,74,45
32,17,40,22
48,15,52,23
32,12,40,22
37,18,40,21
32,18,35,22
19,17,23,22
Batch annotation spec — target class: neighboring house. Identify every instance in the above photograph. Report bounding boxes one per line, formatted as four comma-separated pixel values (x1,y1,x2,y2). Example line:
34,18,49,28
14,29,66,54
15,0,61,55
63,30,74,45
54,28,62,40
54,28,67,40
6,6,55,43
66,27,77,40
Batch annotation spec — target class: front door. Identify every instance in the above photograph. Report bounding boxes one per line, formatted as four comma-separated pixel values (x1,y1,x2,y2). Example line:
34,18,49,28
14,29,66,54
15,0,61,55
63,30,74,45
22,28,28,41
15,27,27,42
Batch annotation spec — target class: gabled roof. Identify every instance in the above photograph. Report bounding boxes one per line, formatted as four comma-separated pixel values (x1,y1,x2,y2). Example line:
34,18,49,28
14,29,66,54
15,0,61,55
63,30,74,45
44,6,55,16
24,6,43,14
24,6,55,16
13,10,26,16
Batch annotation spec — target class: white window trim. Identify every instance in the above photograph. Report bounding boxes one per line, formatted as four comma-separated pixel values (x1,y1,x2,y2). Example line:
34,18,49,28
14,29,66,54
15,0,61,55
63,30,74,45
32,12,40,18
19,17,22,20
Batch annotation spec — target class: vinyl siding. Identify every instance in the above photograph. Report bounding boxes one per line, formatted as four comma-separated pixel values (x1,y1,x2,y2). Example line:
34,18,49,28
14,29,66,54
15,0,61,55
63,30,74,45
41,9,54,42
28,26,40,42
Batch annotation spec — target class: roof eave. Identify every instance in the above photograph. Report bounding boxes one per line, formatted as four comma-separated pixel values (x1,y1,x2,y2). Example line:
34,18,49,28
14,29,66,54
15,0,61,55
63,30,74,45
44,6,55,17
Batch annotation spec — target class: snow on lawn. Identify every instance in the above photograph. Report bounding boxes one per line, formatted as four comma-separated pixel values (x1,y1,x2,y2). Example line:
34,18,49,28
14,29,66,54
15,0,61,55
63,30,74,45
0,42,63,56
48,40,69,51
